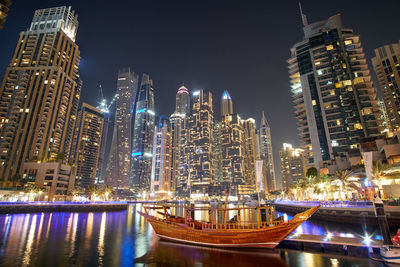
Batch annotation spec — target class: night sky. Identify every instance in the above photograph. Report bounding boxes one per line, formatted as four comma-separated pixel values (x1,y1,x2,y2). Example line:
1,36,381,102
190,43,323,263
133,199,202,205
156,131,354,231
1,0,400,186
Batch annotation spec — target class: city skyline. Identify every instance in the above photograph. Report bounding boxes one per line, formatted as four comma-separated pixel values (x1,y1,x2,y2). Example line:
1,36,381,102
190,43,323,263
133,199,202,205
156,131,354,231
2,1,400,185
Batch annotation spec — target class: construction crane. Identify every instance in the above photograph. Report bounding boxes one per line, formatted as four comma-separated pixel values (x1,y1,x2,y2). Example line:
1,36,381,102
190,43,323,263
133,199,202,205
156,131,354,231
97,84,119,113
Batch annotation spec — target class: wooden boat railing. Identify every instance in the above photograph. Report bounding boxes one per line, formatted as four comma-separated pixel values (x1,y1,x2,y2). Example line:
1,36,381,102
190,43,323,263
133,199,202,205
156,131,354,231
143,204,285,230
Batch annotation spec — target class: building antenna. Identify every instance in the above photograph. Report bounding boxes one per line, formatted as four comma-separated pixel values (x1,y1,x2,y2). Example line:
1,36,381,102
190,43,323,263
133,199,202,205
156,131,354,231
299,2,308,27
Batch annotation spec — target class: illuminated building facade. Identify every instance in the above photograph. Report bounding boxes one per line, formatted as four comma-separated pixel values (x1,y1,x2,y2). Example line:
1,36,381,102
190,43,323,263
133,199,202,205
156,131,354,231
242,118,257,188
187,90,214,196
288,14,382,169
106,68,138,188
70,103,104,188
170,85,190,193
279,143,306,191
0,0,11,30
259,111,276,191
221,90,233,116
220,114,244,193
150,116,172,194
372,42,400,133
95,100,110,184
131,74,155,192
0,6,81,185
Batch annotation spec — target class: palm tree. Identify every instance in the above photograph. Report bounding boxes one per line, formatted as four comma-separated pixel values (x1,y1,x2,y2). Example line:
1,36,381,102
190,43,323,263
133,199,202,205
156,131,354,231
103,185,114,201
371,160,400,198
69,187,83,200
87,185,101,201
333,170,352,200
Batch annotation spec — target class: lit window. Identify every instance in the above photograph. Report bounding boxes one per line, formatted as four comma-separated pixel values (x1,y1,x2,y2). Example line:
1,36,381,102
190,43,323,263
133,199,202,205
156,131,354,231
354,123,363,130
335,82,343,88
343,80,352,86
326,45,334,50
312,100,317,106
344,40,353,45
336,120,341,126
331,140,339,147
330,90,335,95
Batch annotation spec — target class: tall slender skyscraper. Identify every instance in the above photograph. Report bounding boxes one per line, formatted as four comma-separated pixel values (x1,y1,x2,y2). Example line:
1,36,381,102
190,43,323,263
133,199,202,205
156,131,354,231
372,42,400,133
242,118,257,187
170,85,190,193
221,90,233,116
106,68,138,188
131,74,155,193
70,103,104,188
0,6,81,185
96,99,110,184
188,90,214,196
259,111,276,191
150,116,172,195
288,14,382,168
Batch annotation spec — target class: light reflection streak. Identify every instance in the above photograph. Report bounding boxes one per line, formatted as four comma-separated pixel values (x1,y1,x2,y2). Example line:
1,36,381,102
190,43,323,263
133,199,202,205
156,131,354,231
36,213,44,247
22,214,37,266
45,213,53,240
97,212,106,266
70,213,78,257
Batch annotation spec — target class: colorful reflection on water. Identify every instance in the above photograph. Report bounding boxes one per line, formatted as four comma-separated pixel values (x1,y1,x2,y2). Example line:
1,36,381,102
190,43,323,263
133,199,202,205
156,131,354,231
0,204,383,266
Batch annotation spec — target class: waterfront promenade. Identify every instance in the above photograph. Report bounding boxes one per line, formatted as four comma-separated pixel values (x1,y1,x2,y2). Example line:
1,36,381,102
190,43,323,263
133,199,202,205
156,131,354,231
0,201,128,214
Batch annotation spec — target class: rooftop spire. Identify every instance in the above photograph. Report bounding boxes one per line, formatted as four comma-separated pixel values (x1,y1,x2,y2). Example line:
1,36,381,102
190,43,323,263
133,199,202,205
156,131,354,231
222,90,231,100
299,2,308,27
261,111,269,127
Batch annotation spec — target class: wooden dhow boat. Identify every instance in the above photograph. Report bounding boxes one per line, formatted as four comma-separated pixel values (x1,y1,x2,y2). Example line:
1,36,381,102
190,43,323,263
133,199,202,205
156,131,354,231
138,204,319,248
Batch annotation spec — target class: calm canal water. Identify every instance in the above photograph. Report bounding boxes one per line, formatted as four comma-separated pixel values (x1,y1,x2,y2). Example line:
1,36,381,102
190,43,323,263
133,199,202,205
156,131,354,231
0,204,385,266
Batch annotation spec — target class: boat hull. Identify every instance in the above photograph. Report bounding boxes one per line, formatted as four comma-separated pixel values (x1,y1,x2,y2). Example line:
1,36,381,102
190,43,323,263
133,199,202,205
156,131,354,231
139,206,319,249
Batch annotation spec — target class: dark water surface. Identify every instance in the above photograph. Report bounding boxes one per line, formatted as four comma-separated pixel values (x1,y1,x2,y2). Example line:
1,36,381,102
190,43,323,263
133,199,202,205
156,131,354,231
0,204,384,266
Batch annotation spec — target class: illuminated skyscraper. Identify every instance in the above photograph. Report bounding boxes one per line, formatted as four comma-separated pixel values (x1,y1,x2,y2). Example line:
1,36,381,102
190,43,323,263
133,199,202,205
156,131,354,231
106,68,138,188
242,118,257,187
259,111,276,191
187,90,214,196
150,116,172,195
170,85,190,193
70,103,104,188
372,42,400,133
220,114,244,193
0,6,81,185
288,14,382,168
221,90,233,116
279,143,306,191
131,74,155,192
95,99,110,184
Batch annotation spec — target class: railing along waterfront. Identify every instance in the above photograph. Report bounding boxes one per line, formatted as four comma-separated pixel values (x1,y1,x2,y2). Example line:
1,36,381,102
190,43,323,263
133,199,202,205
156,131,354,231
275,200,373,208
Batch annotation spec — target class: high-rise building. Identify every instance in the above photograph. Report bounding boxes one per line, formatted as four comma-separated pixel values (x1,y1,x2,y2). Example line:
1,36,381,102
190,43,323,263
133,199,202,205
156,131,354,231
288,14,382,169
0,0,12,30
70,103,104,188
170,85,190,193
150,116,172,195
372,42,400,133
221,90,233,116
174,85,190,115
96,99,110,184
187,90,214,196
106,68,138,188
220,114,245,194
279,143,306,191
213,121,223,185
242,118,257,187
259,111,276,191
131,74,155,192
0,6,81,185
